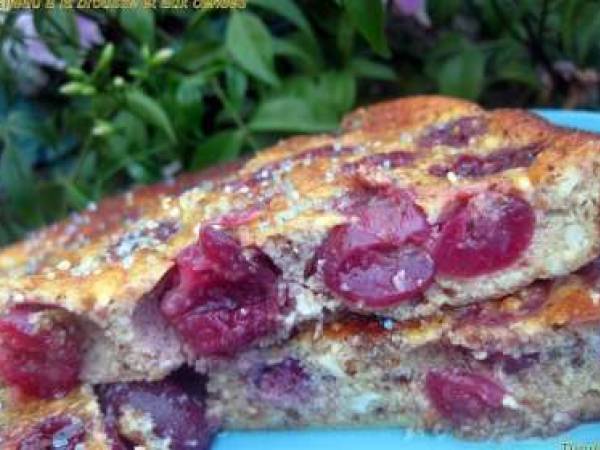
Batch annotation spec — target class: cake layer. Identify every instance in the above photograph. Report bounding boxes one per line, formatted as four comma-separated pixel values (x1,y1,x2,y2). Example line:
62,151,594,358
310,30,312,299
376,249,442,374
3,262,600,446
207,263,600,438
1,96,600,392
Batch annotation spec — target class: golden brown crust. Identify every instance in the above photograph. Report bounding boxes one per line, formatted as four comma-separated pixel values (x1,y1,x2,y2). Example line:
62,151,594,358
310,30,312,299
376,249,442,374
341,95,482,133
0,161,244,279
1,96,600,382
0,97,597,309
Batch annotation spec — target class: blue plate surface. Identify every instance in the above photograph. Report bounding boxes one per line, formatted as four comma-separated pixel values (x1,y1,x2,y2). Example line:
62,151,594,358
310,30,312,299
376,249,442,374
213,109,600,450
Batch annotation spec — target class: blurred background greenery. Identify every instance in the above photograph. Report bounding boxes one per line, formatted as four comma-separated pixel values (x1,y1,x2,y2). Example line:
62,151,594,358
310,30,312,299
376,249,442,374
0,0,599,245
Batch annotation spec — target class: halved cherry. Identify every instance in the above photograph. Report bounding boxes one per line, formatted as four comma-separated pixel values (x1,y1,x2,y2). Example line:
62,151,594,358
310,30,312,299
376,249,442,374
160,227,282,357
326,240,434,308
344,189,431,246
321,224,434,309
0,304,82,399
319,189,434,309
433,192,535,277
425,370,506,422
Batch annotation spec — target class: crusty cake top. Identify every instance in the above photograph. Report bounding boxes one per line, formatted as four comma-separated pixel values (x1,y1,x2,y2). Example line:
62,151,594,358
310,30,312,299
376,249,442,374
1,95,600,320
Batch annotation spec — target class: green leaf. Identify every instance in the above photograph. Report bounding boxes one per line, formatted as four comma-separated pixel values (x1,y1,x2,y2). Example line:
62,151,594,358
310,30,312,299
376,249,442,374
113,111,147,148
93,43,115,77
34,182,66,226
489,40,539,89
248,0,313,37
5,110,40,144
336,11,356,60
176,74,209,106
575,5,600,63
192,129,244,169
437,48,485,100
560,0,582,57
226,11,278,85
494,64,539,89
33,10,78,41
60,82,97,96
225,67,248,110
317,71,356,114
273,38,319,73
249,97,337,133
119,10,155,47
475,0,507,35
175,66,222,107
343,0,389,56
125,90,176,143
0,143,42,227
60,179,90,210
0,143,35,204
126,161,155,183
171,42,225,72
349,57,396,81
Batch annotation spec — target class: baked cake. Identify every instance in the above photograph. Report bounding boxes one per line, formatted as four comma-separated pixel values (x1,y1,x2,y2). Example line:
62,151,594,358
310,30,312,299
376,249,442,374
3,261,600,447
208,258,600,438
1,96,600,448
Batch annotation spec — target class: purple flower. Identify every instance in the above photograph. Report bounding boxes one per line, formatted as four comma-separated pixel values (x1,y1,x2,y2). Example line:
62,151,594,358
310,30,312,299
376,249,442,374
13,13,64,69
392,0,430,27
2,12,103,94
13,13,103,69
75,15,104,50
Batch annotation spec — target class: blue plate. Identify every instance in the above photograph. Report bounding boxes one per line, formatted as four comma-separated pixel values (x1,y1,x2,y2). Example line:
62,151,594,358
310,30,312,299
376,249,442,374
213,109,600,449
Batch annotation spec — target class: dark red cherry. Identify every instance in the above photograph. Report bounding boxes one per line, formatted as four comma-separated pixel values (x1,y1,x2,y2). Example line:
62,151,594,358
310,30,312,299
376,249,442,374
425,370,506,422
254,358,311,406
433,192,535,277
0,304,82,399
325,239,434,308
343,188,431,246
97,380,218,450
160,227,282,357
319,188,434,309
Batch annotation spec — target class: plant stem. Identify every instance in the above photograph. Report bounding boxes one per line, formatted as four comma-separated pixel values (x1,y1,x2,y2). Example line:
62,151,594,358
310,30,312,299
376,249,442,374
211,78,259,151
70,132,94,183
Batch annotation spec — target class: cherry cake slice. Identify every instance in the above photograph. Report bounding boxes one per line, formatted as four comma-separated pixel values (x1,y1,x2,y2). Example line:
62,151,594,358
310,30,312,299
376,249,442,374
1,95,600,396
208,258,600,438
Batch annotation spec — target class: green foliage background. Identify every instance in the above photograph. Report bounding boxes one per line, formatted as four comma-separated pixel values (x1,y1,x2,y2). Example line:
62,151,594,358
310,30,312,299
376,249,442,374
0,1,599,245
